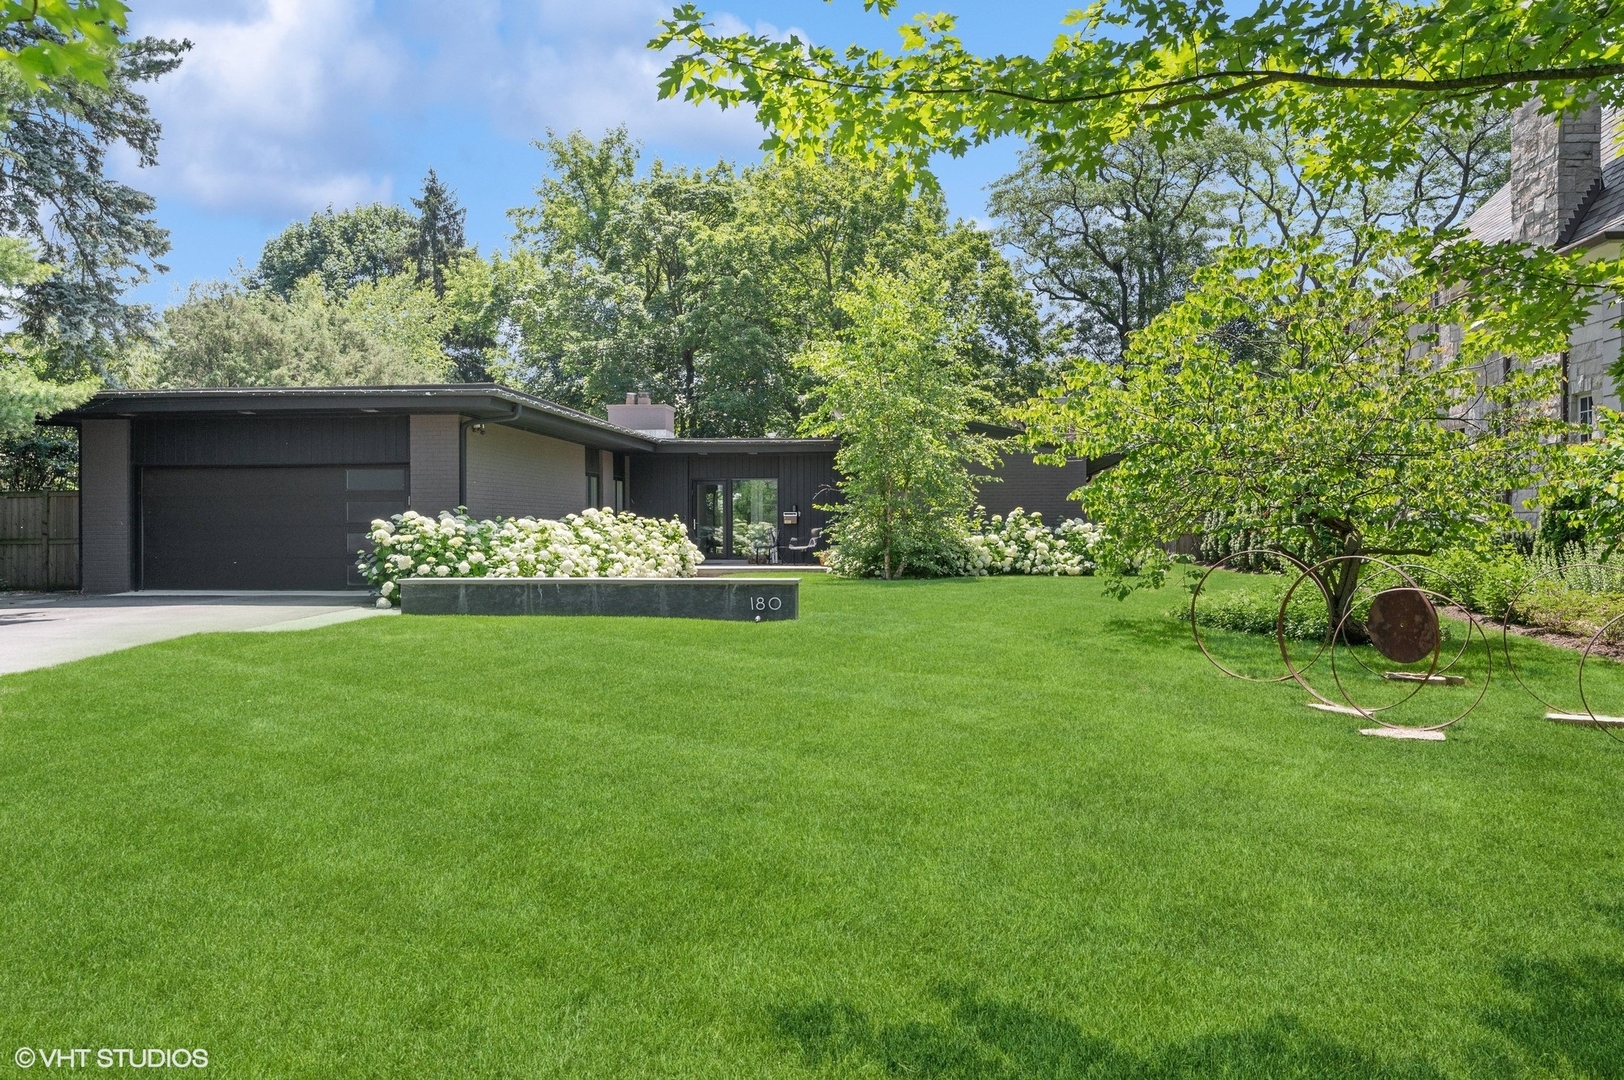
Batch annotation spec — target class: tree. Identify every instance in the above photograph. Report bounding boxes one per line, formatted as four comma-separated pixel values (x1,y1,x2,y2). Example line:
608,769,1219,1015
0,1,128,92
652,0,1621,183
1536,409,1624,557
1011,235,1594,627
797,258,1001,579
1226,113,1511,255
495,130,1052,433
0,29,185,376
989,129,1236,365
249,204,417,299
408,168,469,298
0,237,95,462
118,277,449,389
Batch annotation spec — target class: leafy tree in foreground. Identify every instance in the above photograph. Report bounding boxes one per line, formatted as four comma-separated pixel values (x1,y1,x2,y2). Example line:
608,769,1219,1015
0,1,128,91
653,0,1619,181
797,259,1000,579
1012,236,1594,627
1536,410,1624,557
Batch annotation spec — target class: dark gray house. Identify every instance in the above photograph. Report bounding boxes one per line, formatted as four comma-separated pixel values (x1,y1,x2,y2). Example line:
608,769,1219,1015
51,385,1088,592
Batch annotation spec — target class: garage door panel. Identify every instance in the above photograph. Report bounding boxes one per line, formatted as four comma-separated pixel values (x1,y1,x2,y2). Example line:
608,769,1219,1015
141,466,405,590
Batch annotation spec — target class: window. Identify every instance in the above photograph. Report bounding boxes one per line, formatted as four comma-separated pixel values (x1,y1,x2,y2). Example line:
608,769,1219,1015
346,468,405,491
586,474,601,508
614,478,625,511
1577,395,1596,441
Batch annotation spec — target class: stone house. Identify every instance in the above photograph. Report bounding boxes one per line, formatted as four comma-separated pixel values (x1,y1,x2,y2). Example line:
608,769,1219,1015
1465,103,1624,428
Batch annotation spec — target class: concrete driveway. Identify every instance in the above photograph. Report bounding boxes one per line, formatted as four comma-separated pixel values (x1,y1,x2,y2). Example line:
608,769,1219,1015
0,592,392,676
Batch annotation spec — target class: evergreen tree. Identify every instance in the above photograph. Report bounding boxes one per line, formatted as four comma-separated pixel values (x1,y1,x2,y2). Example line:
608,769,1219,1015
0,29,186,376
409,168,468,298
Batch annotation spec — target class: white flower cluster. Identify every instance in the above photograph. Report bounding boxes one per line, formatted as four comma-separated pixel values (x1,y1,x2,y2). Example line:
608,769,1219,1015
958,509,1102,576
359,507,703,604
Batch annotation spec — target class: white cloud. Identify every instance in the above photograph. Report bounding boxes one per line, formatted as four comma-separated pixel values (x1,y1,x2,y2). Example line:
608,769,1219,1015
123,0,775,218
131,0,403,213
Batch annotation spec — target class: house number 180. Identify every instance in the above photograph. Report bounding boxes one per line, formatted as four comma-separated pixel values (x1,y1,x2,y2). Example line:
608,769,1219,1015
750,595,783,612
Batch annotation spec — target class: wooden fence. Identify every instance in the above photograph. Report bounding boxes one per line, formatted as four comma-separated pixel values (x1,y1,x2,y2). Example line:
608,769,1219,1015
0,491,78,590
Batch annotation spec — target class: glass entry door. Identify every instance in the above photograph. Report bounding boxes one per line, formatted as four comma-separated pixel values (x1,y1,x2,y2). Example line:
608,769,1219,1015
692,479,779,561
695,481,727,559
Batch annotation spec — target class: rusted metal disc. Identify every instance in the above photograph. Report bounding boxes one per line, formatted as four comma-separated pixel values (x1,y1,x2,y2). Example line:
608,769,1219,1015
1366,587,1440,664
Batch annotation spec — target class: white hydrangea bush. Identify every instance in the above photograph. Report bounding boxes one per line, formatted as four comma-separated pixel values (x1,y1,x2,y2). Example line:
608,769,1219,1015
360,508,703,605
959,509,1103,577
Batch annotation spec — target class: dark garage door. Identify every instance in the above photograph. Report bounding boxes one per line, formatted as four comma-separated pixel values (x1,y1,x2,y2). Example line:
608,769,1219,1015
141,466,407,590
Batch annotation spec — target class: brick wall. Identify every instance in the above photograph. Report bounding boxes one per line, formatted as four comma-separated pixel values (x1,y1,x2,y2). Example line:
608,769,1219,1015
409,414,461,515
465,424,587,520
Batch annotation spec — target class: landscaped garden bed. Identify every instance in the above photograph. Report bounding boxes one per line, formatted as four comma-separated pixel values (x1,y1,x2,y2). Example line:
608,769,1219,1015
3,575,1622,1076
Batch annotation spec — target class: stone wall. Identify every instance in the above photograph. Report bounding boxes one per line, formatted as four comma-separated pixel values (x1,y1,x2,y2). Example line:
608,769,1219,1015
1510,102,1603,247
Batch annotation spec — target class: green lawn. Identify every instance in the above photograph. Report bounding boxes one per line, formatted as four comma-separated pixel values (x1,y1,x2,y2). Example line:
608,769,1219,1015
3,574,1623,1078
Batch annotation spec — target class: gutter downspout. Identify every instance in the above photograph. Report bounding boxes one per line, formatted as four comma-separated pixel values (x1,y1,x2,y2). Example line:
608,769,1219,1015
459,401,523,510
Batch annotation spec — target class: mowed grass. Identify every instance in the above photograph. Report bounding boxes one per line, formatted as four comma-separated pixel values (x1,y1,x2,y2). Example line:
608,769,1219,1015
2,574,1624,1078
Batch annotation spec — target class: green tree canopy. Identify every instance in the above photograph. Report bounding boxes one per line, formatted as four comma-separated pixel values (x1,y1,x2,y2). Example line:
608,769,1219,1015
797,256,1001,579
409,168,470,298
0,1,128,91
118,277,450,390
653,0,1620,182
491,129,1052,434
249,203,418,299
1013,235,1604,623
0,28,185,376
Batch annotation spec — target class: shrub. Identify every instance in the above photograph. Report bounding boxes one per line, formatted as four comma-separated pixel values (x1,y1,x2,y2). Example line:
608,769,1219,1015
960,509,1102,577
822,508,1105,579
1172,573,1345,641
1410,545,1533,621
360,508,702,605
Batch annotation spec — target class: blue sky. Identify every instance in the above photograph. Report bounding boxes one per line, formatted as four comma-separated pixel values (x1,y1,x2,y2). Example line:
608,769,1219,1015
116,1,1076,309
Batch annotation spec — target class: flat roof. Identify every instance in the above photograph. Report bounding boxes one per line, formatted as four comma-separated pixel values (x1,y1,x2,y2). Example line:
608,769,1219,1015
45,384,845,455
655,438,839,454
49,384,660,452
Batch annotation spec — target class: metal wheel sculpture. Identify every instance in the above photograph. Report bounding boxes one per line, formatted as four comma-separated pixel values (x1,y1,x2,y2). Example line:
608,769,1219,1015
1579,612,1624,743
1192,550,1490,734
1190,549,1328,683
1501,561,1624,740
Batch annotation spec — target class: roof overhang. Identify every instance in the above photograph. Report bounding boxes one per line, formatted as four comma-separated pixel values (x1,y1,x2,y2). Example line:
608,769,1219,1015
652,437,839,455
1557,230,1624,257
46,384,659,452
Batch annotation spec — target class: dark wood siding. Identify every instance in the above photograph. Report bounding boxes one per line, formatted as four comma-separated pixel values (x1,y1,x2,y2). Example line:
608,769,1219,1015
628,451,839,564
975,454,1089,523
132,415,409,467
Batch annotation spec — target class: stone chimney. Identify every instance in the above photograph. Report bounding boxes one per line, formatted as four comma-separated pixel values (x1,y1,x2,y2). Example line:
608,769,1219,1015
606,392,676,438
1510,100,1604,247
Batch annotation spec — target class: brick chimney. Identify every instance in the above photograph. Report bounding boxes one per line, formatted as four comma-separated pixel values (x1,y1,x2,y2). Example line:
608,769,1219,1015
1510,100,1604,247
606,392,676,438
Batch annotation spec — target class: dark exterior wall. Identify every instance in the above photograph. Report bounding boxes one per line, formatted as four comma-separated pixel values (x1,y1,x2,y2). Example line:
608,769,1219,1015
464,424,586,520
628,451,839,563
80,419,132,593
975,454,1089,523
410,414,460,515
132,415,408,466
626,454,687,521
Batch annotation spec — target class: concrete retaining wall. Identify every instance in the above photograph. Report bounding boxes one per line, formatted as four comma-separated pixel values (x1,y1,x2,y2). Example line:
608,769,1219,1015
399,576,798,620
